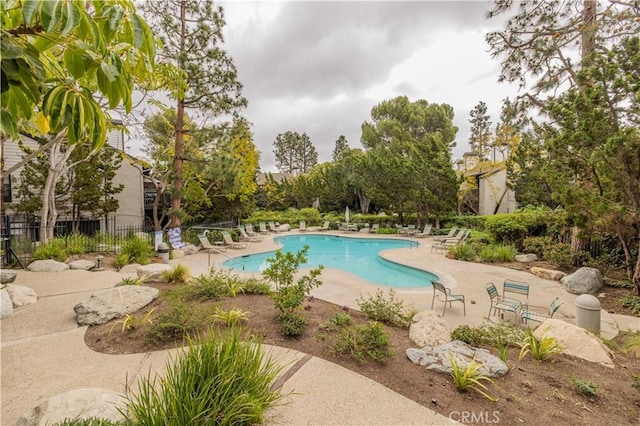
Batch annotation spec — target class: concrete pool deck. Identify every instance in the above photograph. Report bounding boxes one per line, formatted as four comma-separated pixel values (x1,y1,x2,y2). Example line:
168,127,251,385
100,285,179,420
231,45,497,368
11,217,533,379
2,229,638,425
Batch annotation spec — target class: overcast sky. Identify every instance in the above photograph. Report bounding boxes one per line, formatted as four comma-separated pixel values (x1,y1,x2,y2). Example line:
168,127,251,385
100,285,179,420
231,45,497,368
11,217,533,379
130,1,521,171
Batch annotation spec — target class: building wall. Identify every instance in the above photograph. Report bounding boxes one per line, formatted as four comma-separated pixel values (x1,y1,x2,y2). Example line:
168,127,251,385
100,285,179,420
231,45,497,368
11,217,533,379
478,169,517,215
108,155,145,228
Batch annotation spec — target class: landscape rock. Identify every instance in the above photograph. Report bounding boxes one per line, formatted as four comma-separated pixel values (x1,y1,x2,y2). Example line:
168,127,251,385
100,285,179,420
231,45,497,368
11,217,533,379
1,270,17,284
6,284,37,307
515,253,537,263
118,263,142,274
182,243,199,255
68,259,95,270
137,263,172,282
27,259,69,273
530,266,566,281
16,388,126,426
406,340,508,378
561,267,603,295
534,318,613,368
278,223,291,232
409,310,452,347
1,287,14,318
73,286,159,325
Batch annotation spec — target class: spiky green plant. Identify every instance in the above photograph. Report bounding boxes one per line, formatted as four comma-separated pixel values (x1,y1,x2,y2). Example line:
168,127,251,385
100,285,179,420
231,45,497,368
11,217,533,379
109,308,156,335
120,274,149,286
447,353,498,401
122,327,284,425
211,306,249,327
571,377,598,397
162,263,190,284
120,237,153,265
519,327,562,361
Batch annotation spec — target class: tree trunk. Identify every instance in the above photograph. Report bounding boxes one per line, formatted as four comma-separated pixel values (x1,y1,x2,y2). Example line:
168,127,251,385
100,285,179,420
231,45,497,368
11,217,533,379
633,238,640,295
40,138,75,242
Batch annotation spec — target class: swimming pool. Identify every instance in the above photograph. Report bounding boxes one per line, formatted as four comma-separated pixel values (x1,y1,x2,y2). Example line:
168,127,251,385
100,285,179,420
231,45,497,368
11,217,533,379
223,234,437,288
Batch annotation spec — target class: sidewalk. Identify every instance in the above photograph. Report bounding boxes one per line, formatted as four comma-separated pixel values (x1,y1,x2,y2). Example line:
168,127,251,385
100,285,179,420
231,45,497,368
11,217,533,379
2,232,637,425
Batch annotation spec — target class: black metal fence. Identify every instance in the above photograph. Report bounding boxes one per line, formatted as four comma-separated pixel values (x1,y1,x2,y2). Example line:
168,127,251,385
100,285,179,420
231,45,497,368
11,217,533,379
1,214,238,268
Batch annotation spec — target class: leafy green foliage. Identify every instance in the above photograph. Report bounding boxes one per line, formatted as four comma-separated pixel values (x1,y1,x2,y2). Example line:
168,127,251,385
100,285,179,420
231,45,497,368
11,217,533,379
120,275,148,286
449,243,476,261
451,324,525,348
109,309,155,335
621,296,640,317
571,377,598,397
333,321,393,364
447,353,497,401
623,332,640,357
113,252,130,270
519,328,562,361
211,307,249,327
32,239,67,261
120,237,153,265
632,375,640,393
123,327,284,426
357,289,413,329
146,300,206,343
273,131,318,174
478,244,517,263
51,418,117,426
324,312,353,331
263,247,323,337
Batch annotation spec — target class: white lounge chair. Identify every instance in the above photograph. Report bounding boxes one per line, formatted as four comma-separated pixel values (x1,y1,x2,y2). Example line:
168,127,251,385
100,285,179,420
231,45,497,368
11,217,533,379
415,224,433,238
258,222,269,234
238,226,262,242
222,231,248,249
198,231,226,266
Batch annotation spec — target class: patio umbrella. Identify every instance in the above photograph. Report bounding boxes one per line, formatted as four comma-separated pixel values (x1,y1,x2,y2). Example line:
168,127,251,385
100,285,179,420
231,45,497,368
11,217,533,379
345,206,350,224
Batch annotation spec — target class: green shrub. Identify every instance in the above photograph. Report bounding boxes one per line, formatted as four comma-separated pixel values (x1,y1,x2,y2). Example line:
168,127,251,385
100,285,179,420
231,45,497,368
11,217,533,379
113,252,130,269
632,374,640,393
522,236,552,257
571,377,598,397
542,242,572,267
375,227,398,234
278,310,308,337
621,295,640,316
243,277,272,295
333,321,393,364
449,243,476,261
32,239,68,261
478,244,517,263
123,327,284,426
451,324,525,348
120,236,153,265
146,300,206,343
324,311,353,330
357,289,413,328
484,214,528,245
211,306,249,327
64,234,89,255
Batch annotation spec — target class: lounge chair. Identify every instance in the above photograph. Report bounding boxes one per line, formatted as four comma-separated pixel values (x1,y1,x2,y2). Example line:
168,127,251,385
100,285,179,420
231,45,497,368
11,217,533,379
431,280,466,316
370,224,379,233
258,222,269,234
433,227,458,242
269,221,284,233
197,231,226,266
299,220,307,232
520,297,563,326
238,226,262,242
405,224,418,236
245,223,258,236
319,220,330,231
485,282,522,322
430,229,470,253
221,231,248,249
414,224,433,238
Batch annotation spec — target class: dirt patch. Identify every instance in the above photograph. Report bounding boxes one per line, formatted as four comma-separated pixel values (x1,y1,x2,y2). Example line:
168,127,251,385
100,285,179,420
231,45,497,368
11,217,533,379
85,281,640,425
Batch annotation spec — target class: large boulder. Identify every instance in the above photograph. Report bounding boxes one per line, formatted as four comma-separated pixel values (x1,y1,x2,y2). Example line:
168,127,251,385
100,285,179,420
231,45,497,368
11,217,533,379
118,263,142,274
515,253,537,263
409,310,452,347
16,388,126,426
6,284,37,307
561,267,603,295
68,259,95,270
530,266,566,281
533,318,613,368
73,286,159,325
27,259,69,273
406,340,508,378
1,270,17,284
1,286,13,318
182,243,199,255
137,263,172,283
278,223,291,232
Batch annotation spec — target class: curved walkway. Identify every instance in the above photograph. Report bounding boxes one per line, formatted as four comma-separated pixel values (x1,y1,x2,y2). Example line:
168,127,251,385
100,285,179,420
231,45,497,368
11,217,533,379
2,230,638,425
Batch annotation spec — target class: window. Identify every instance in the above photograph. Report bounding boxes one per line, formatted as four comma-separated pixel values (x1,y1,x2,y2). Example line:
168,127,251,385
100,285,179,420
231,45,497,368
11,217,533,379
2,175,11,203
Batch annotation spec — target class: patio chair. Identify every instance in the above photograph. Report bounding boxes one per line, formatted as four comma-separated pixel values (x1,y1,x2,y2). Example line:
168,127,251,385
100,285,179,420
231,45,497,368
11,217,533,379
520,297,564,326
485,282,522,322
245,223,258,236
269,221,284,233
430,230,470,253
405,224,418,236
198,231,226,266
415,224,433,238
431,280,466,316
319,220,331,231
370,224,379,233
237,226,262,242
258,222,269,234
502,279,529,308
299,220,308,232
433,227,458,242
221,231,248,249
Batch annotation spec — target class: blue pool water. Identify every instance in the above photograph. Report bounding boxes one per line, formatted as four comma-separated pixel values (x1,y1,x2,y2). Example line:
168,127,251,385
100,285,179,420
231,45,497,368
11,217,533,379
223,234,437,288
